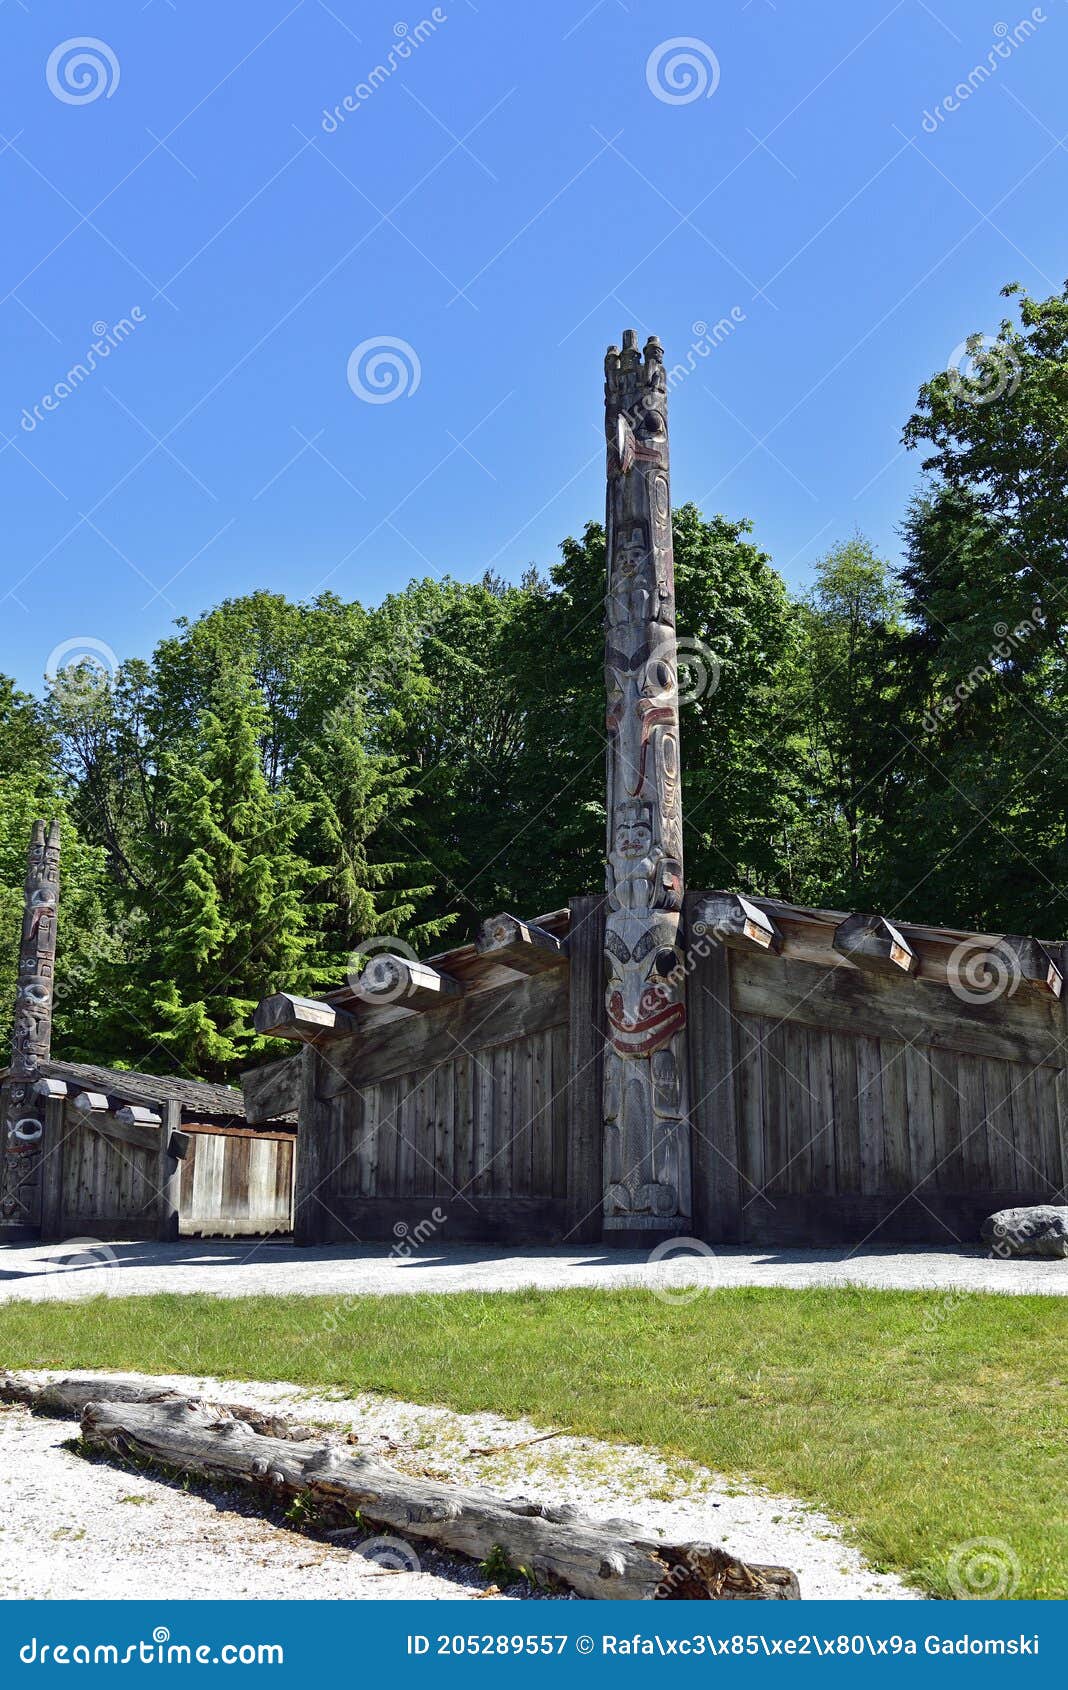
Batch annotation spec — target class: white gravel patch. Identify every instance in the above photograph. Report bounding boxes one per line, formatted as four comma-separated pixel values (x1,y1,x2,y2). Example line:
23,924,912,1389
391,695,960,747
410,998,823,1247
1,1239,1064,1303
0,1369,922,1602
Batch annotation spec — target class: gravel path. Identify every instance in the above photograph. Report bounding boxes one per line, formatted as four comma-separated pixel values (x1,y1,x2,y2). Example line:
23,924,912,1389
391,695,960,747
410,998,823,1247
2,1238,1065,1302
0,1369,922,1602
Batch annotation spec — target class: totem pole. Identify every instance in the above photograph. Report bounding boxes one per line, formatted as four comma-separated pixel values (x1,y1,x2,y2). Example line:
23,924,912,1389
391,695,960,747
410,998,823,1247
0,819,61,1236
602,330,692,1232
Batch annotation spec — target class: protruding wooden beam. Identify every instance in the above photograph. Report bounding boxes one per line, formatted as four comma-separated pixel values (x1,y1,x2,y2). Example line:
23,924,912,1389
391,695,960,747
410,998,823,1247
475,912,569,975
33,1077,68,1101
115,1104,162,1128
354,955,464,1011
691,892,783,954
253,993,359,1041
72,1090,109,1115
980,935,1063,999
833,914,917,978
240,1053,301,1124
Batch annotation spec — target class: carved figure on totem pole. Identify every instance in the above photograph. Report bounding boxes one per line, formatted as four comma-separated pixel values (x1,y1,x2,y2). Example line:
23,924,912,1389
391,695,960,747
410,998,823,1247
602,331,691,1227
0,819,60,1230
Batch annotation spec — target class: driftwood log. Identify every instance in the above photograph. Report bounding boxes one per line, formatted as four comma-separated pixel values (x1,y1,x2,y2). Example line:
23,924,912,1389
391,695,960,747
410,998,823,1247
0,1372,313,1441
65,1392,797,1601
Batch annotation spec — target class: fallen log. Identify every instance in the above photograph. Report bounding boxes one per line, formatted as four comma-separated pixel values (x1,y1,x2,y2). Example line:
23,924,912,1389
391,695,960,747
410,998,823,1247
78,1395,798,1601
0,1373,313,1441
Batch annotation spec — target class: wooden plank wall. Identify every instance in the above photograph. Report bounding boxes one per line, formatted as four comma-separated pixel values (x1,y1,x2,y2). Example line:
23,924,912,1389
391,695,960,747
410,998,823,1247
179,1128,294,1236
308,969,571,1243
58,1103,158,1240
722,949,1068,1245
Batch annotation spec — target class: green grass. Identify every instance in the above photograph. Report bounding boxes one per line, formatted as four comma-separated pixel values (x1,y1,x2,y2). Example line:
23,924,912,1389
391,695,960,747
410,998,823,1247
1,1286,1065,1598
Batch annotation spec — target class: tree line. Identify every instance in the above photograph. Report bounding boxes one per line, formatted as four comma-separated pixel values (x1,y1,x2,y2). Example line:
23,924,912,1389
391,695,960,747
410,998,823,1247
4,282,1067,1082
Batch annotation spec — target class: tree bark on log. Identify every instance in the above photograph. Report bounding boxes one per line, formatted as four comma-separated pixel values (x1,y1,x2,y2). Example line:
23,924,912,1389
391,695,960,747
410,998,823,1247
0,1373,313,1440
73,1395,798,1600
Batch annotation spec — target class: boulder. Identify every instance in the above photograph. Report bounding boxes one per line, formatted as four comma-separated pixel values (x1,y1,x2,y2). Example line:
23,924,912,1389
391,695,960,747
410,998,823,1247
981,1205,1068,1259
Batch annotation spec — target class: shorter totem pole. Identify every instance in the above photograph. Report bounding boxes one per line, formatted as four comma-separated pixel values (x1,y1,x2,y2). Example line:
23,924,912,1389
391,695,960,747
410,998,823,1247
602,331,692,1233
0,819,61,1236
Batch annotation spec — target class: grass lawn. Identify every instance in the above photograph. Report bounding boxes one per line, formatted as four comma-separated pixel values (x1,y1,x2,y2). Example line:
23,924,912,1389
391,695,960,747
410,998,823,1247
1,1285,1065,1599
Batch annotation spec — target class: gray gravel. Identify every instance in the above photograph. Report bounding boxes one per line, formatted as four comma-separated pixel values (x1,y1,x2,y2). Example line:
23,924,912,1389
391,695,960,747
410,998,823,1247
0,1370,922,1601
1,1237,1065,1302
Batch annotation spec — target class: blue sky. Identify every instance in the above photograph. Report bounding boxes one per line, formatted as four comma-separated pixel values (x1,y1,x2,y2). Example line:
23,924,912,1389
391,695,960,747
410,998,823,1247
2,0,1066,695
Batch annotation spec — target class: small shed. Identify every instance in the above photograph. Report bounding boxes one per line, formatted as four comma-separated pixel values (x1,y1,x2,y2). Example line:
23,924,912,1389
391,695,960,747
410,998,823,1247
3,1060,296,1242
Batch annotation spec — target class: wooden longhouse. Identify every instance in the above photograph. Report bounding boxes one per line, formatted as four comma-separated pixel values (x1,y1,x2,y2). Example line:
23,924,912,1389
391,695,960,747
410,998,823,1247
246,894,1068,1249
244,330,1068,1253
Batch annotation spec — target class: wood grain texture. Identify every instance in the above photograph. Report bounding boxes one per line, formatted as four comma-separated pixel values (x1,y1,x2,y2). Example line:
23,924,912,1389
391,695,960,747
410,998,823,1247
731,949,1067,1070
686,910,742,1243
321,969,568,1095
564,895,606,1243
81,1396,798,1602
239,1054,300,1125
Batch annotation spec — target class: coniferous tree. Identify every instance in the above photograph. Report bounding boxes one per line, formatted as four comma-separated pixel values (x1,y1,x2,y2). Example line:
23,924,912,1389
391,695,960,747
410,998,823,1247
134,674,312,1079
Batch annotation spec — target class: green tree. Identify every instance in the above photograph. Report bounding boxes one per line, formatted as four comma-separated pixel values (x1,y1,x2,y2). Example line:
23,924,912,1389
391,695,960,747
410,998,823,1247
132,674,312,1080
894,281,1068,931
789,535,904,905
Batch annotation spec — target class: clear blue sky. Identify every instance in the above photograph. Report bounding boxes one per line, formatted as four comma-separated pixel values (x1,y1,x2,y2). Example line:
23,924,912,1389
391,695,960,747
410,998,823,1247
2,0,1065,694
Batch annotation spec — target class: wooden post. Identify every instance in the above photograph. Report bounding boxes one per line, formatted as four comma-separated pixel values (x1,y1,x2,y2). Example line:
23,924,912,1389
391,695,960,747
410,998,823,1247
602,330,692,1237
685,892,743,1244
157,1099,182,1242
293,1044,327,1245
0,818,61,1239
564,895,606,1244
38,1093,67,1243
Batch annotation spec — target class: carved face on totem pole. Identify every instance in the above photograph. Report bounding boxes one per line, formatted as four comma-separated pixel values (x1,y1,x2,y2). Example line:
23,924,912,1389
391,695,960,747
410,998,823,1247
604,910,685,1058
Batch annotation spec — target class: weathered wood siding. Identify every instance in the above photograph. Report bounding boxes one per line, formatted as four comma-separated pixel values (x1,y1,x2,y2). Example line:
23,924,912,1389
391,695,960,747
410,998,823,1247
179,1127,294,1237
302,969,571,1243
690,928,1068,1245
56,1104,158,1240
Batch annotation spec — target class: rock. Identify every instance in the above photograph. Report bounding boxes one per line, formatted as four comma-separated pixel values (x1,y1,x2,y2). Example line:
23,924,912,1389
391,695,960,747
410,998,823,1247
981,1206,1068,1259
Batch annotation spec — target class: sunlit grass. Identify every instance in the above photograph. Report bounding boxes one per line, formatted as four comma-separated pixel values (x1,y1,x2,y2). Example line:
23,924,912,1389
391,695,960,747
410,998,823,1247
1,1286,1064,1598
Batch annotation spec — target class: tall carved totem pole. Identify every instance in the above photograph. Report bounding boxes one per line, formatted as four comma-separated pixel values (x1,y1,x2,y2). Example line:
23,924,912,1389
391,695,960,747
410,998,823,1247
0,819,61,1237
602,330,692,1232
